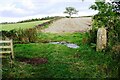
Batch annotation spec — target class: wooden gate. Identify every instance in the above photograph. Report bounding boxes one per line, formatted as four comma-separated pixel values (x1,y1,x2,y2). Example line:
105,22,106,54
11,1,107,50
0,39,14,59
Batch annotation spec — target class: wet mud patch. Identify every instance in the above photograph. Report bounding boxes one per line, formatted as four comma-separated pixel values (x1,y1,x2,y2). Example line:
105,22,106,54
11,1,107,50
19,57,48,65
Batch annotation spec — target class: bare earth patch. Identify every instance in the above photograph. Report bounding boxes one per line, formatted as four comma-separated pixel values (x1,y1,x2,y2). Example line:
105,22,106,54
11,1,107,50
19,58,48,65
42,17,92,33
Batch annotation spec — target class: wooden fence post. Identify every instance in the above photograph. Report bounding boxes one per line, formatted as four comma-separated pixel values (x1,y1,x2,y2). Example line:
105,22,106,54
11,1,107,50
10,39,14,59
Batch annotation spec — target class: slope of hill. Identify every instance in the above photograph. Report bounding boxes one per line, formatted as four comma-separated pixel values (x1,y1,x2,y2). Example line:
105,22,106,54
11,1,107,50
42,17,92,33
0,20,50,31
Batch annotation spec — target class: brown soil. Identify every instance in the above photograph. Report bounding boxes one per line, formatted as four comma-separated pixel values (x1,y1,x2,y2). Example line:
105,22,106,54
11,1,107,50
19,58,48,65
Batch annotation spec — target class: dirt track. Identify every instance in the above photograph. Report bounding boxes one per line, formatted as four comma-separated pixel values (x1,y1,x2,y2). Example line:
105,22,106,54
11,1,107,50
42,17,92,33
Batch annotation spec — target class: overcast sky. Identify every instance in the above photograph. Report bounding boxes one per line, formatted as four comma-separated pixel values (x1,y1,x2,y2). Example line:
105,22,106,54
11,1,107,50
0,0,100,22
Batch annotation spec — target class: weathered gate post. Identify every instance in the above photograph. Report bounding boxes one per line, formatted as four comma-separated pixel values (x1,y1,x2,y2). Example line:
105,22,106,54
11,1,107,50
96,27,107,51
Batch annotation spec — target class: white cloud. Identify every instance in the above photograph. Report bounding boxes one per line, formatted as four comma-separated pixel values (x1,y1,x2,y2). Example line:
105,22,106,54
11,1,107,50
19,0,35,9
0,3,31,15
0,3,14,11
49,0,80,2
0,0,35,17
0,0,97,22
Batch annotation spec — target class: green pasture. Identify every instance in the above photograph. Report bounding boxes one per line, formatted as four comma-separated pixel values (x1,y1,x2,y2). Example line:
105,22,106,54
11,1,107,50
0,20,49,31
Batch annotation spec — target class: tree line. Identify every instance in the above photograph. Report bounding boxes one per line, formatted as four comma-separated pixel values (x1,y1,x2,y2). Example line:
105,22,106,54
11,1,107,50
1,16,58,24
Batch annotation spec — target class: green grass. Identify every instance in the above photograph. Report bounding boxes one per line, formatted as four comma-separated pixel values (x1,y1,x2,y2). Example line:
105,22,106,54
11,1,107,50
0,20,50,31
38,32,86,45
2,32,118,78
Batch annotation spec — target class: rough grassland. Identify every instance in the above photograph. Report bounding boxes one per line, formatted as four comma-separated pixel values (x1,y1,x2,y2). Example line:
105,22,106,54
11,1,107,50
1,18,118,78
2,33,118,78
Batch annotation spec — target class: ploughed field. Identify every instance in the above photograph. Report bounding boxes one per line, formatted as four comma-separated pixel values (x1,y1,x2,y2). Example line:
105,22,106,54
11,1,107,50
42,17,92,33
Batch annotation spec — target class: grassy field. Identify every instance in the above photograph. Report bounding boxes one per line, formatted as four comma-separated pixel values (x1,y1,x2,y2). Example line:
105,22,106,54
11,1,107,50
2,32,118,78
0,20,49,31
1,18,118,78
